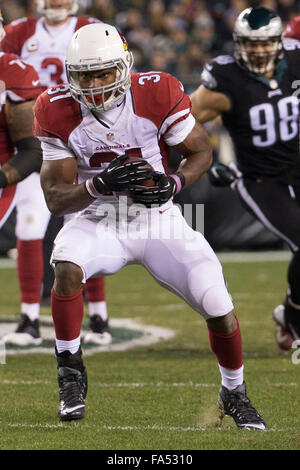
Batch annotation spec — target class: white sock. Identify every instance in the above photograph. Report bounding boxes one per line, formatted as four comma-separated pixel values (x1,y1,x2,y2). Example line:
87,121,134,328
88,301,108,321
21,303,40,321
219,364,244,391
56,335,81,355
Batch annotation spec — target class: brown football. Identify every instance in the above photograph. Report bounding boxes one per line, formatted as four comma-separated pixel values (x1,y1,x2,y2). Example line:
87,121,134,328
124,155,155,187
274,323,294,351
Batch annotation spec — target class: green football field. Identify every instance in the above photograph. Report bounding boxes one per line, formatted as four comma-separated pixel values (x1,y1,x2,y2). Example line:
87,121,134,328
0,254,299,451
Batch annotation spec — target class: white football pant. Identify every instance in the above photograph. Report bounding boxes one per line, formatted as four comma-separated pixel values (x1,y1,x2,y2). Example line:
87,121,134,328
15,172,50,240
51,204,233,320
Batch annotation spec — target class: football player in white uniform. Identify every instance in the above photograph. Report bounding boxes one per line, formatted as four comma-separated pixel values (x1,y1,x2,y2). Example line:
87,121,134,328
1,0,111,346
0,11,42,231
34,23,267,429
0,10,45,347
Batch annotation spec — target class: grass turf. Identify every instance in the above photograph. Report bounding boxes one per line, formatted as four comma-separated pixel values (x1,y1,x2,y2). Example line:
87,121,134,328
0,258,299,450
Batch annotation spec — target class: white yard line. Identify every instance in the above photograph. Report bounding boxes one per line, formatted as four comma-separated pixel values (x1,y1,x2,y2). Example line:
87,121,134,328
0,317,176,356
0,258,16,268
1,380,298,388
0,421,292,433
217,251,291,263
0,251,292,270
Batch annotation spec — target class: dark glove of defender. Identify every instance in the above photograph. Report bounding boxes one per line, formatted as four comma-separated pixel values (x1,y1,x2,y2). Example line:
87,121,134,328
92,154,154,195
128,173,177,207
0,171,8,188
207,162,236,187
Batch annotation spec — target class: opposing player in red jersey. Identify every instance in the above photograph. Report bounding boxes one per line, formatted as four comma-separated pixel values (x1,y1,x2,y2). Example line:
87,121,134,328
1,0,111,346
0,10,43,324
34,22,267,429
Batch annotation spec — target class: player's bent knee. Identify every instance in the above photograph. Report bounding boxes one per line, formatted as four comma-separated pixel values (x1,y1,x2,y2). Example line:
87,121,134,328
54,261,84,296
200,284,234,319
206,310,236,334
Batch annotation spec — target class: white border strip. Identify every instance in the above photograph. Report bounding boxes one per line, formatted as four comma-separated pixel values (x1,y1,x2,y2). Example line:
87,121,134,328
217,251,291,263
0,250,292,270
1,317,175,356
0,421,291,432
1,380,297,388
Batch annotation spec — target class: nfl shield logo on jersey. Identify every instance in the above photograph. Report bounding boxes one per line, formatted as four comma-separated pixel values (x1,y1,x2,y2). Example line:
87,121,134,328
107,132,114,141
26,39,39,53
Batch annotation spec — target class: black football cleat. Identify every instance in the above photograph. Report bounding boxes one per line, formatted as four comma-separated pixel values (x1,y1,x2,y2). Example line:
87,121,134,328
218,382,267,430
83,315,112,345
2,314,42,346
56,348,87,422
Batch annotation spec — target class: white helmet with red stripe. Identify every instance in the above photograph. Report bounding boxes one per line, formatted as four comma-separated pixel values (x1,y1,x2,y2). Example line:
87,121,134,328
66,23,134,111
35,0,79,23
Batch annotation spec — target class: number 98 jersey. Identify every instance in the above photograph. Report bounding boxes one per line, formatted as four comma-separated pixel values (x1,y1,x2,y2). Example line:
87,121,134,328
200,40,300,184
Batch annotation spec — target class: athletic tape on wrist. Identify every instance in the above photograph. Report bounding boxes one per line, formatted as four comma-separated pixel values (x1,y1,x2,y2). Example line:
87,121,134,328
170,174,182,195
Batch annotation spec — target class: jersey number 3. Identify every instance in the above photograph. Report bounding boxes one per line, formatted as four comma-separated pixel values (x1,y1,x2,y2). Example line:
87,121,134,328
41,58,64,85
250,96,299,147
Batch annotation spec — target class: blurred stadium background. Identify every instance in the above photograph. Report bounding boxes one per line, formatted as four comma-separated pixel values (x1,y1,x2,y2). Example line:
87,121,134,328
0,1,298,450
0,0,298,254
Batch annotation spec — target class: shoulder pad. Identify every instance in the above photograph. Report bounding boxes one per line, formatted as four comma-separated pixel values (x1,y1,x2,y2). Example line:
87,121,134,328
200,55,236,91
75,16,100,31
212,55,235,66
10,17,29,27
34,85,82,143
130,72,189,128
200,64,218,90
88,17,101,23
2,17,38,56
283,38,300,51
0,53,42,101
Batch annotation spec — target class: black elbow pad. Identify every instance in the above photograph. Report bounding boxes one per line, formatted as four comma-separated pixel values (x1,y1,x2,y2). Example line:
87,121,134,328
9,137,42,178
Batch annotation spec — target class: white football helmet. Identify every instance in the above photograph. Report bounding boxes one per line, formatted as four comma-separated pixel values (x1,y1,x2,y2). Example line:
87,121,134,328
35,0,78,23
233,7,283,74
66,23,134,111
0,9,6,43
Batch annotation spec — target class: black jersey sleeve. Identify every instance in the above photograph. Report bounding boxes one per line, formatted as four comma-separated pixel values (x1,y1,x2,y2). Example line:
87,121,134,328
282,40,300,82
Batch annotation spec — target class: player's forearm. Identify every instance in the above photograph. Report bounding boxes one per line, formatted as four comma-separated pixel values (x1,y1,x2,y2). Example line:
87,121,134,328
0,137,42,187
190,86,230,123
42,182,94,217
174,122,213,187
178,150,212,187
190,90,215,123
40,157,94,216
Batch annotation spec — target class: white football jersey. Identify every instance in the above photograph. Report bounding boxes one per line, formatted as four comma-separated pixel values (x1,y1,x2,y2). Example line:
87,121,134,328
34,72,195,214
2,16,100,89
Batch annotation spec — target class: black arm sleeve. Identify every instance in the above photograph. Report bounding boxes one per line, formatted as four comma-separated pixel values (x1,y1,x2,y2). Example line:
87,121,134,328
0,171,7,188
8,136,42,178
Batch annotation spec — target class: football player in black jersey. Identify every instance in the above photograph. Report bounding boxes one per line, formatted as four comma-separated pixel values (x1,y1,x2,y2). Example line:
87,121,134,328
191,6,300,351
